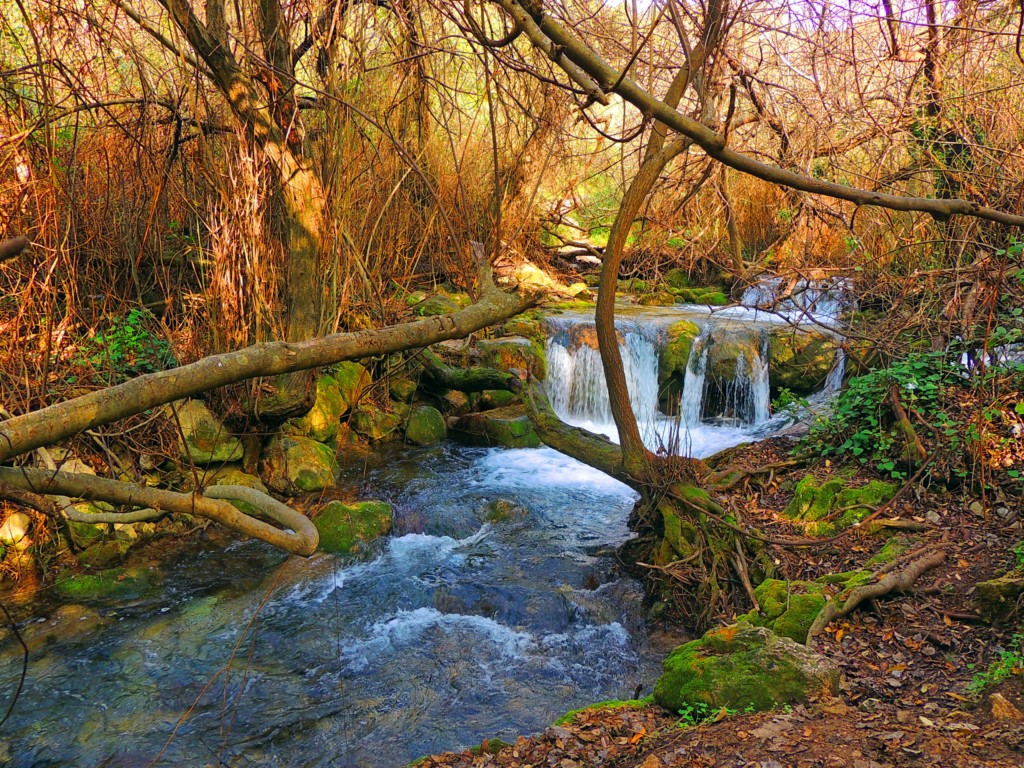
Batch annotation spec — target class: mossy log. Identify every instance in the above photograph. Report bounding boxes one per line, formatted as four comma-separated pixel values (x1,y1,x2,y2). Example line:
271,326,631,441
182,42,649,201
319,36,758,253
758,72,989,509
418,347,523,394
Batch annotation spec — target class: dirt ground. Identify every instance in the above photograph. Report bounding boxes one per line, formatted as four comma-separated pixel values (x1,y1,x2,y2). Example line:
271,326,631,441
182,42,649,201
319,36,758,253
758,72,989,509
423,438,1024,768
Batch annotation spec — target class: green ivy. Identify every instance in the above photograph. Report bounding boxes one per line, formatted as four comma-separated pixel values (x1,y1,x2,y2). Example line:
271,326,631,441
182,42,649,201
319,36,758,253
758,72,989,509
83,308,177,383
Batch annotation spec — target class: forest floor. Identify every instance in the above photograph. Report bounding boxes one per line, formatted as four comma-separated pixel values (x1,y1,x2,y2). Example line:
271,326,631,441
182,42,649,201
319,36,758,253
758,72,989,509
422,438,1024,768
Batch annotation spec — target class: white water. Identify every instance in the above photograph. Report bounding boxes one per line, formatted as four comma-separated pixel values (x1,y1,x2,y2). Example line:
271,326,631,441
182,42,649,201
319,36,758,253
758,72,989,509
740,276,850,324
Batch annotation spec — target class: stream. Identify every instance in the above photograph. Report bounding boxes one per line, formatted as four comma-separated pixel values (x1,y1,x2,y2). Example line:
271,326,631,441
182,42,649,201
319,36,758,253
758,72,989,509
0,296,844,767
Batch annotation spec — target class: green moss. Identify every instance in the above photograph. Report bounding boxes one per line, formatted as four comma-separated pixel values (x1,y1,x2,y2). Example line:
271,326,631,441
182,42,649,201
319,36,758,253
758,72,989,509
287,374,347,443
414,294,461,316
478,337,546,379
664,268,693,290
77,541,131,569
673,288,729,306
453,405,541,448
768,331,840,397
467,738,513,756
480,498,527,523
314,500,394,554
866,535,917,566
261,435,340,493
405,405,446,446
784,476,894,531
740,579,828,643
552,697,653,726
55,567,159,601
658,320,701,410
332,361,372,408
654,624,838,714
351,405,402,442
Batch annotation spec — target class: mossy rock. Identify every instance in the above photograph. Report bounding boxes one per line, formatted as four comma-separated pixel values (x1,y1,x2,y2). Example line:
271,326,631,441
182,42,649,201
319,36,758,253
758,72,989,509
673,287,729,306
769,330,840,397
405,405,447,446
286,374,347,443
314,500,394,554
480,498,528,524
478,336,546,379
496,312,546,345
453,405,541,449
664,268,694,290
260,435,340,493
405,290,428,307
865,535,917,566
67,511,110,548
168,399,243,464
389,377,418,403
479,389,520,410
332,361,372,408
738,579,829,643
639,290,677,307
351,405,402,442
707,336,761,381
617,278,649,294
414,294,461,317
55,567,160,601
77,540,132,569
973,566,1024,624
654,623,839,714
658,320,701,411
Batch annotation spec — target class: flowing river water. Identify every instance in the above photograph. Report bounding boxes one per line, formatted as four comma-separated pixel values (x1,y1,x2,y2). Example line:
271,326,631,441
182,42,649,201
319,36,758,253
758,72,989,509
0,296,844,767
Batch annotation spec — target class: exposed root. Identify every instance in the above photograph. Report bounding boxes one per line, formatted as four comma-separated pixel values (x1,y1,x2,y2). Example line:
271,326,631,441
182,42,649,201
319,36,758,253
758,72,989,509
807,548,947,641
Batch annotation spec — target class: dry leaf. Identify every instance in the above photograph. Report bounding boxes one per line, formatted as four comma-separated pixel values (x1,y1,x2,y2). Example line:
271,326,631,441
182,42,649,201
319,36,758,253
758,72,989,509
991,693,1024,721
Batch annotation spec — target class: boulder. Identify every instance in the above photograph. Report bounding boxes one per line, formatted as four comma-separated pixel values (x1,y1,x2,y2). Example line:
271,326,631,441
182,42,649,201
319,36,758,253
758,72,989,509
480,498,528,524
479,389,520,410
351,404,402,441
54,567,160,601
769,329,840,397
333,361,372,409
198,465,268,516
405,405,447,446
169,399,243,464
287,374,347,443
740,579,829,644
314,500,394,554
260,435,340,493
658,320,701,412
77,540,132,569
974,566,1024,624
654,623,840,714
478,336,546,379
414,294,461,316
0,512,32,550
453,404,541,449
389,377,418,403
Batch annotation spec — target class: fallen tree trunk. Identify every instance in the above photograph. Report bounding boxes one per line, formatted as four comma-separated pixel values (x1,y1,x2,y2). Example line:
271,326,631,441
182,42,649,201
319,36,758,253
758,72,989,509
0,276,537,464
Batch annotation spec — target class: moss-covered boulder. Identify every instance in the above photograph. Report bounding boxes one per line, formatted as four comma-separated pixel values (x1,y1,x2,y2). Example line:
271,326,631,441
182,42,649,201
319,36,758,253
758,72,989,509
389,377,418,403
664,268,693,290
453,404,541,448
405,405,447,446
169,399,243,464
479,389,520,410
198,465,269,516
784,476,896,536
260,435,340,493
769,330,840,397
740,579,829,644
654,623,840,714
659,320,701,412
478,336,546,379
351,404,402,442
333,361,372,409
974,565,1024,624
414,294,461,316
77,540,132,569
67,514,110,548
286,374,347,443
639,290,677,307
708,336,762,381
55,567,160,601
673,287,729,306
314,500,394,554
480,498,528,524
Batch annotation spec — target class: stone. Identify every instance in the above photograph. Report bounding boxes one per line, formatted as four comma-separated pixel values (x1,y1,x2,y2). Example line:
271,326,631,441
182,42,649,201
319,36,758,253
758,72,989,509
741,579,829,644
974,567,1024,624
405,405,447,446
287,374,347,443
658,320,701,412
440,390,471,416
769,329,840,397
332,361,372,409
351,405,402,441
314,500,394,554
479,389,520,410
664,267,694,290
453,405,542,449
405,290,428,307
414,294,461,316
54,567,159,601
389,377,418,403
654,623,840,714
77,540,132,569
478,336,546,379
67,513,110,548
0,512,31,549
672,287,729,306
513,261,558,291
169,399,243,464
480,498,527,523
260,435,340,493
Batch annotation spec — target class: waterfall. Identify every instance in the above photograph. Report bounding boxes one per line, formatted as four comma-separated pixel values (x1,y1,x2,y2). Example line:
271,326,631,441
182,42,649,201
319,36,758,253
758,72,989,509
680,332,708,429
545,321,660,436
740,277,850,322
